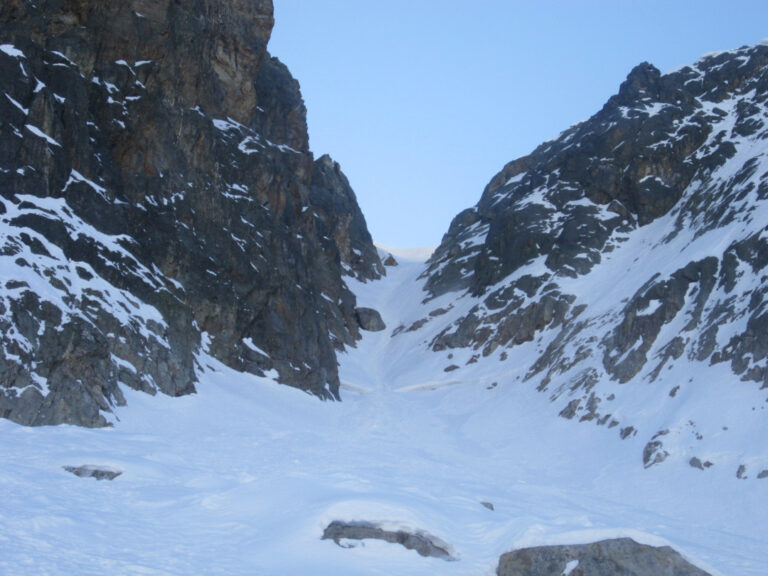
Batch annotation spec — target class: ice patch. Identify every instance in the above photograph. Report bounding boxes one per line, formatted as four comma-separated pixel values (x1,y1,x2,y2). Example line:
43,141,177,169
5,93,29,115
562,559,579,576
25,124,61,147
0,44,25,58
374,243,435,262
242,338,270,358
64,169,109,201
505,171,527,186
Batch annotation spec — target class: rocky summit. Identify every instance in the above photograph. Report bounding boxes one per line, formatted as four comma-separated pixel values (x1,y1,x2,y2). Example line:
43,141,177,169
0,0,382,426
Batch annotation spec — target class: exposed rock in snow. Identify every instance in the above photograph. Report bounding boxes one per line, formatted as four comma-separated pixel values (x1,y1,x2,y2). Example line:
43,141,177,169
383,253,399,267
322,520,455,560
355,307,386,332
496,538,712,576
63,464,122,481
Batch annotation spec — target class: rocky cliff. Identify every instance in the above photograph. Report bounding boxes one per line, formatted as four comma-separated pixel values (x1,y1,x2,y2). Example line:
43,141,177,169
0,0,382,426
409,42,768,471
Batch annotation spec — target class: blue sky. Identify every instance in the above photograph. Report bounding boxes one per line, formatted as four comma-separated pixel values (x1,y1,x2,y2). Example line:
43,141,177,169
269,1,768,248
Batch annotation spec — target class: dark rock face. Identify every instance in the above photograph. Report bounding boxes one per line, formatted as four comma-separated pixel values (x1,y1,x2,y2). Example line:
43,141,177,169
310,154,384,282
496,538,711,576
0,1,381,425
322,520,455,560
415,43,768,466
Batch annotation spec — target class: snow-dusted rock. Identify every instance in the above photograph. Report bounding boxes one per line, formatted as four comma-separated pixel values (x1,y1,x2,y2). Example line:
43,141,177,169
497,538,711,576
63,464,122,481
322,520,455,560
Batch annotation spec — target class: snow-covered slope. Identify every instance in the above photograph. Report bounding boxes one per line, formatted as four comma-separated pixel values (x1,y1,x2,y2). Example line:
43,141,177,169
0,256,765,575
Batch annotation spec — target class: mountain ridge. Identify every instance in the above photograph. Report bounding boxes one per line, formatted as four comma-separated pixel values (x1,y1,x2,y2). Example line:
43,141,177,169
381,41,768,475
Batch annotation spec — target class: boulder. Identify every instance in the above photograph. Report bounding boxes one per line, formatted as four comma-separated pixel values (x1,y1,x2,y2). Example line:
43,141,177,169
497,538,711,576
383,253,399,266
322,520,455,560
63,465,122,481
356,307,386,332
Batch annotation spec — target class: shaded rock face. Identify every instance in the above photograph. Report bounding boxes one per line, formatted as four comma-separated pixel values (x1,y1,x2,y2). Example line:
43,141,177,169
496,538,711,576
0,1,381,425
413,43,768,466
310,154,384,282
1,0,274,126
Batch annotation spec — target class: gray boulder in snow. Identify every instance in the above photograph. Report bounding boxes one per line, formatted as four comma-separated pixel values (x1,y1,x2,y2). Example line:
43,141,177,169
356,307,386,332
322,520,454,560
496,538,711,576
63,465,122,481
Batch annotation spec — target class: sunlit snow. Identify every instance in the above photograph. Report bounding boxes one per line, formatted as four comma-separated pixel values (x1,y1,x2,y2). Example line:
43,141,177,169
1,253,765,575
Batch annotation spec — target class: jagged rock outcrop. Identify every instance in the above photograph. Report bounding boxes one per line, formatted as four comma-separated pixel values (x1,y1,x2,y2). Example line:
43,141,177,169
0,0,381,426
496,538,711,576
411,43,768,467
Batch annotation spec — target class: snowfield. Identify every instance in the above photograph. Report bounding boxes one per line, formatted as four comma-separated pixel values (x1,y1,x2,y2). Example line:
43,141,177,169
1,250,766,575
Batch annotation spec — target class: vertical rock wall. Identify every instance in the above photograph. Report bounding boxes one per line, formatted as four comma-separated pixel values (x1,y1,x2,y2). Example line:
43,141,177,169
0,0,381,425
